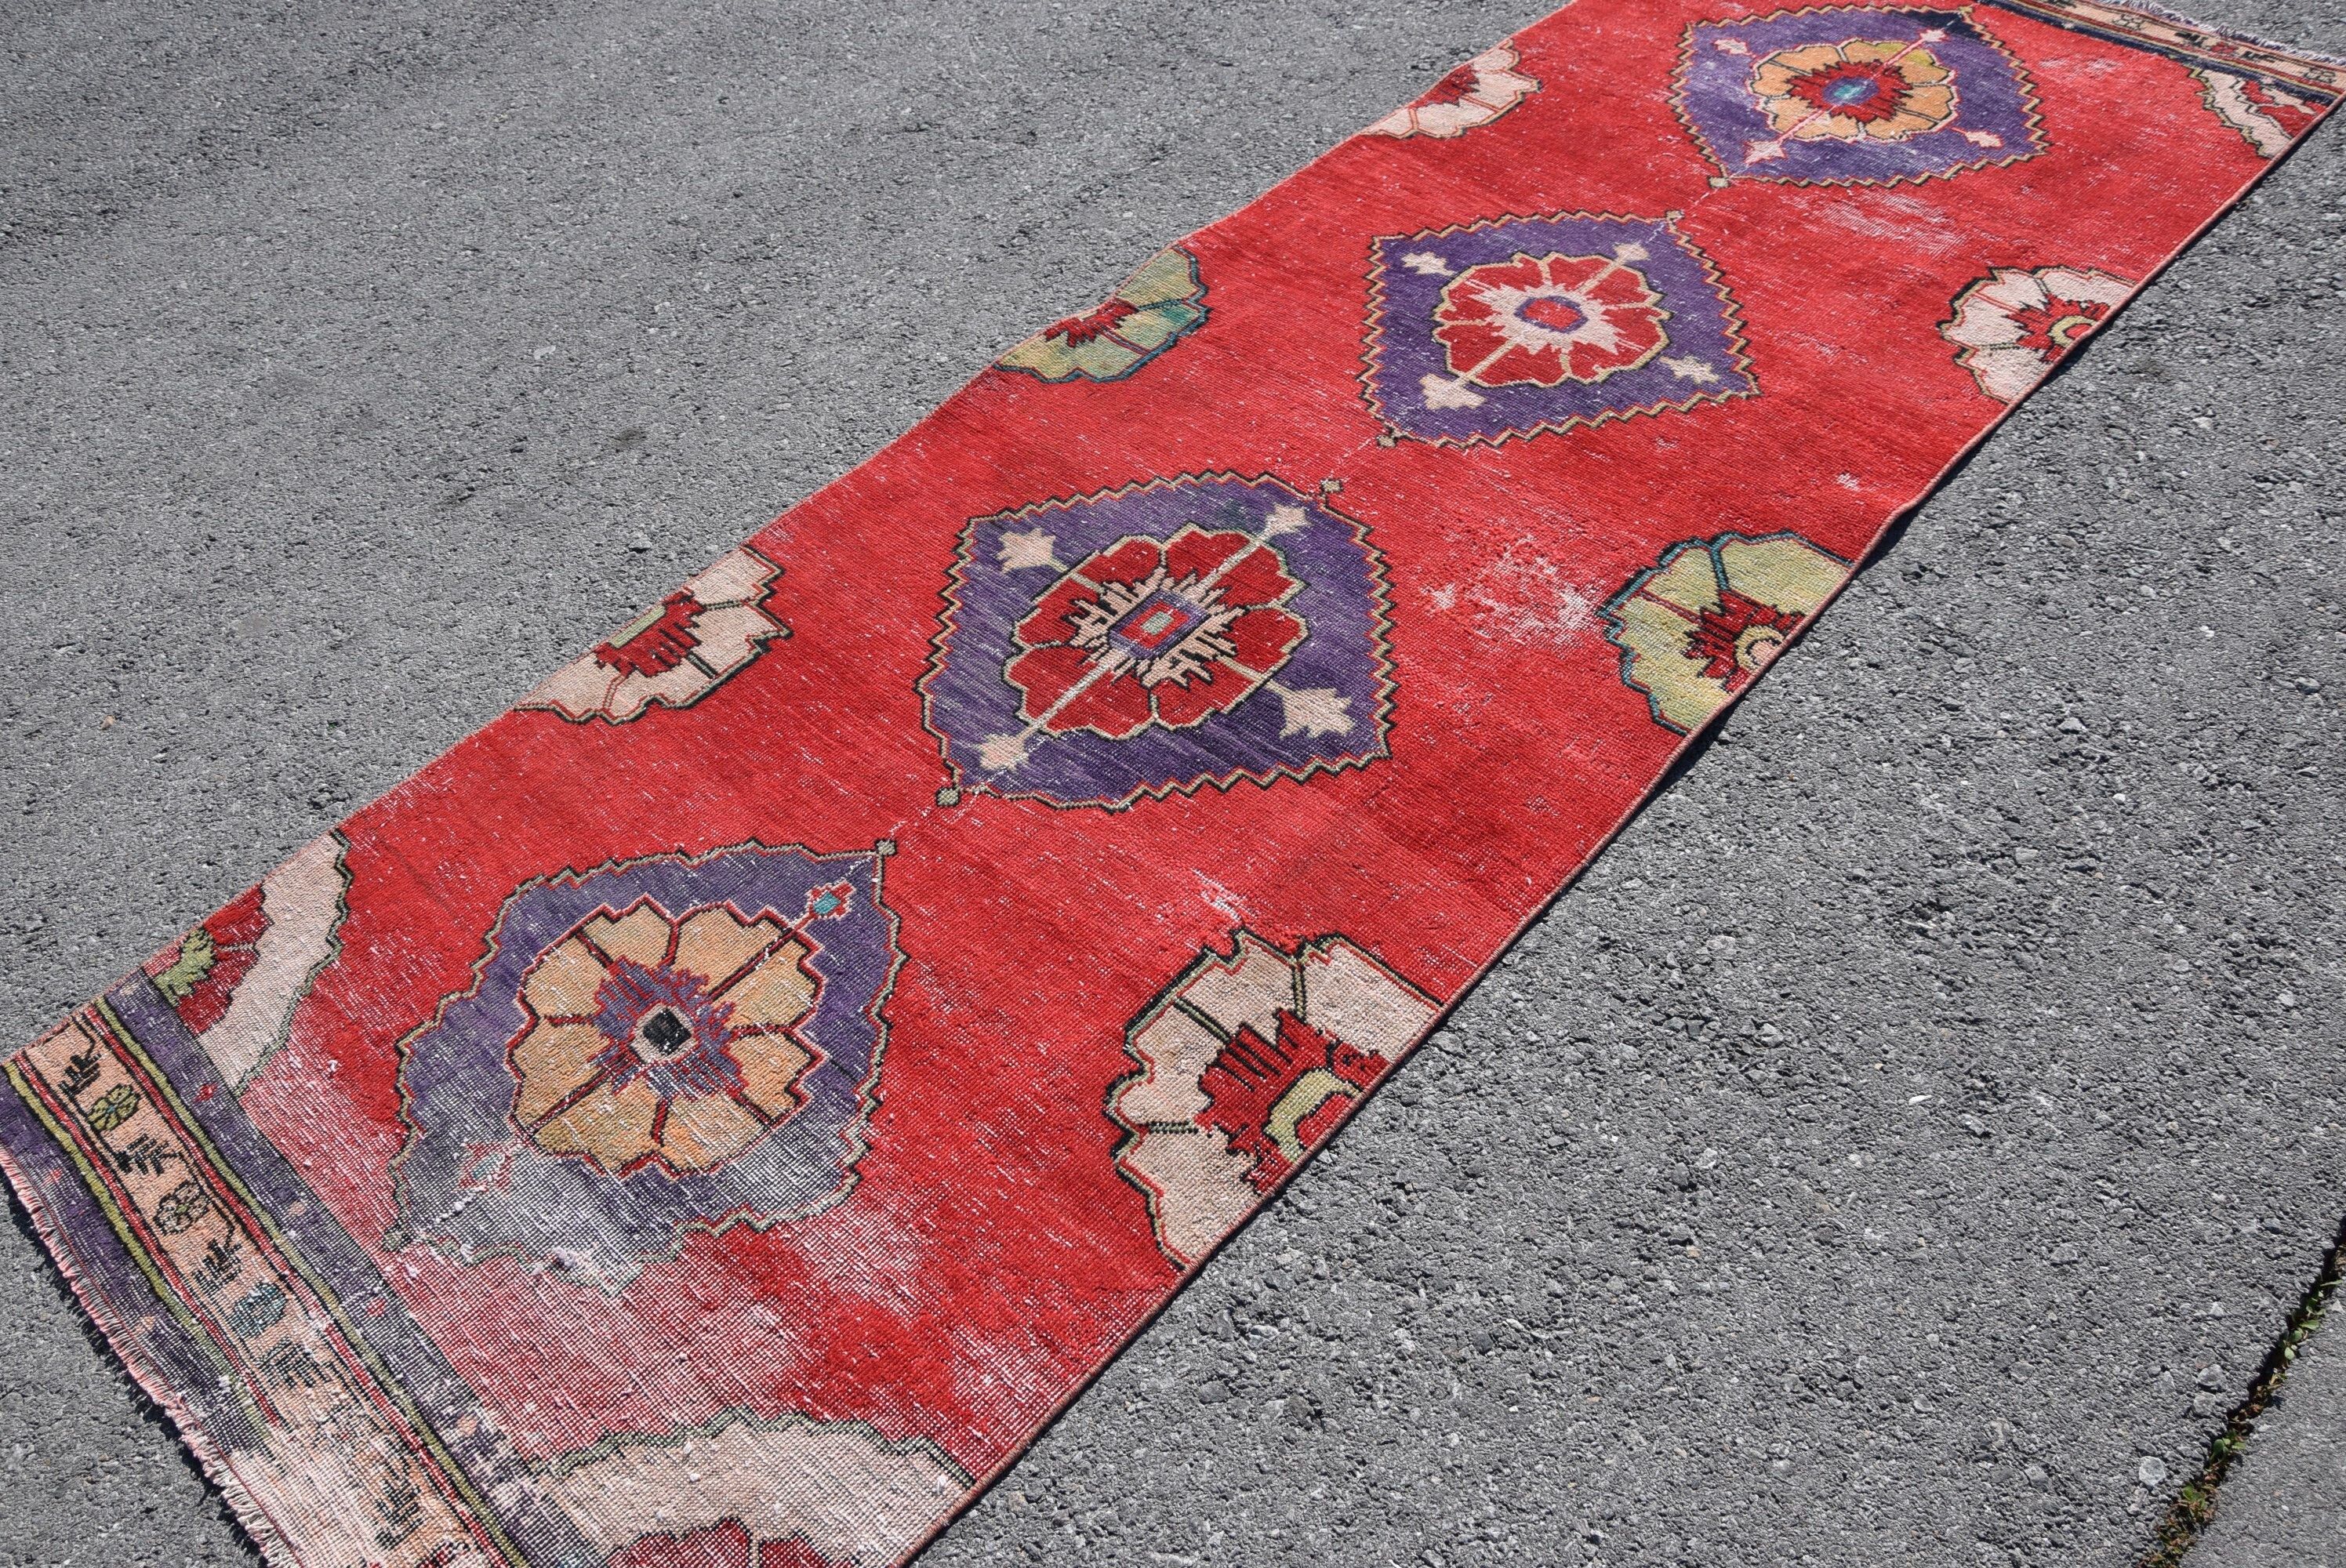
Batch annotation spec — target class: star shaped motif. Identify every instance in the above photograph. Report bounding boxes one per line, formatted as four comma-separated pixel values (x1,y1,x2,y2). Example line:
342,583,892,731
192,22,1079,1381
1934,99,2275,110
997,527,1062,572
1270,684,1354,738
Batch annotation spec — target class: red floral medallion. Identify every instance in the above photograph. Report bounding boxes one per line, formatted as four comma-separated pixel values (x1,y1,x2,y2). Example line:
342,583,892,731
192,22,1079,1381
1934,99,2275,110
1004,524,1306,742
1785,58,1913,121
1432,251,1670,387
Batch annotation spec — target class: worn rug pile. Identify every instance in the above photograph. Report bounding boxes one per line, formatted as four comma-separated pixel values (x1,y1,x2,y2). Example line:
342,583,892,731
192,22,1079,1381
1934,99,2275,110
2,0,2337,1563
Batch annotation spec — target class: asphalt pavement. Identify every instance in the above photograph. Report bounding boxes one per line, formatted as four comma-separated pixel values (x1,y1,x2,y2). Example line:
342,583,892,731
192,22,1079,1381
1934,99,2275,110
2,0,2342,1563
2192,1291,2346,1565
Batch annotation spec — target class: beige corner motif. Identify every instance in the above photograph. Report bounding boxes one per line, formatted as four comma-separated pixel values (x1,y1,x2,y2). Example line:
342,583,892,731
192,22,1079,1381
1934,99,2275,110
523,545,786,723
1602,531,1848,735
1109,931,1440,1266
1367,44,1542,139
543,1410,970,1568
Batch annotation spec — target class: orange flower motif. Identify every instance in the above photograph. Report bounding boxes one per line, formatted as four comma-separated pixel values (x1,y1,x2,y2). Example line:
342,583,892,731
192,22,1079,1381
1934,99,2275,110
1749,37,1957,143
508,900,819,1177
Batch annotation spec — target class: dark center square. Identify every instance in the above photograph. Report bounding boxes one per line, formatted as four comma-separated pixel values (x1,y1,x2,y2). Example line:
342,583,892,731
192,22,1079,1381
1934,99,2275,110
641,1007,692,1055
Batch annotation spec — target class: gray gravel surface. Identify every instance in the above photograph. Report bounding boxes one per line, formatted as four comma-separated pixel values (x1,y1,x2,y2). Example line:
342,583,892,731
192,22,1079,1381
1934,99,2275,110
2192,1308,2346,1566
2,1,2343,1565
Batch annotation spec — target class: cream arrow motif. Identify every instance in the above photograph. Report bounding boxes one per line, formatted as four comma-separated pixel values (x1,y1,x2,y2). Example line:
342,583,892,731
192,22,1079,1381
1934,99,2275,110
1262,504,1310,539
1420,372,1487,409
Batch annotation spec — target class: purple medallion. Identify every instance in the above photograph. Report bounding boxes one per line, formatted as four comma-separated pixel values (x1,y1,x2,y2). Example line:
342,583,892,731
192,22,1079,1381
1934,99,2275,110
390,840,899,1288
1365,212,1756,447
922,474,1396,809
1674,5,2046,186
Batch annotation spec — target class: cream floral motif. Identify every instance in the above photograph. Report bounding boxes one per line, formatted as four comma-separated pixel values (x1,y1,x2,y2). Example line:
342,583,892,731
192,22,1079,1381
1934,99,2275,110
545,1411,969,1568
1941,264,2133,401
1109,933,1438,1265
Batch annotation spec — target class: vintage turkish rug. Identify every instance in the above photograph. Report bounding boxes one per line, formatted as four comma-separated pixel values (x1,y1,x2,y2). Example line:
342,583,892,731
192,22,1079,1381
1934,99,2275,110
3,1,2337,1563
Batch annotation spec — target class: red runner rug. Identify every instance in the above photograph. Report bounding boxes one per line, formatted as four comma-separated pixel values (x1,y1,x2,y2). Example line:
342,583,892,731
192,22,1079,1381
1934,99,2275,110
4,2,2337,1563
